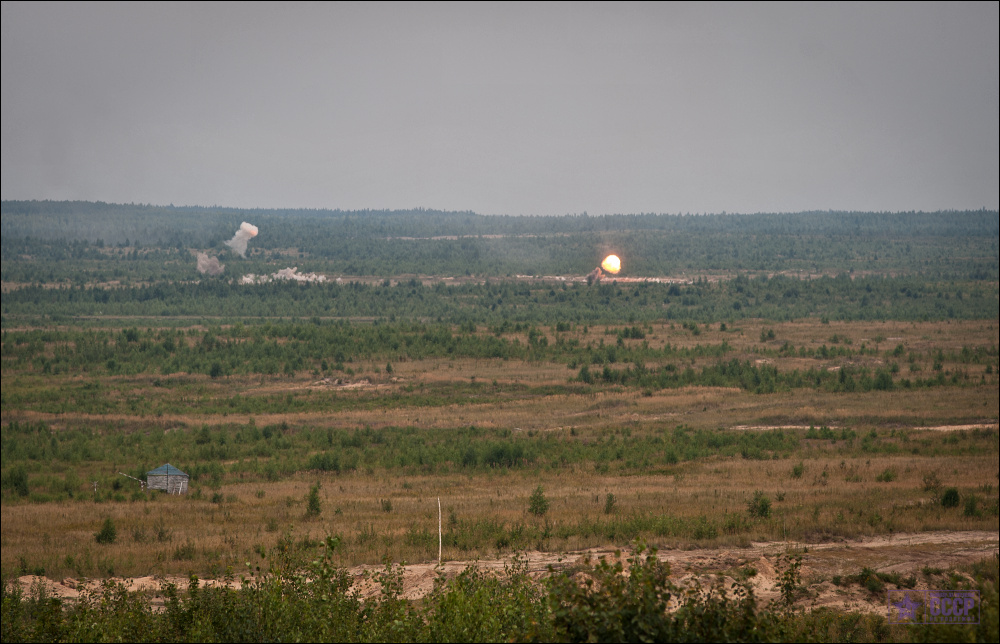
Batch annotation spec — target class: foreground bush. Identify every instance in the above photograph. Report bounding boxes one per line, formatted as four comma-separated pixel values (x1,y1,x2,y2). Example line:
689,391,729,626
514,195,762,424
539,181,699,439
2,541,996,643
541,546,787,643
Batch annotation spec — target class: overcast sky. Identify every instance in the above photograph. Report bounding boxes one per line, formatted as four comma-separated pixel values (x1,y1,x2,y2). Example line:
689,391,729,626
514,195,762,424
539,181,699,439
2,2,997,215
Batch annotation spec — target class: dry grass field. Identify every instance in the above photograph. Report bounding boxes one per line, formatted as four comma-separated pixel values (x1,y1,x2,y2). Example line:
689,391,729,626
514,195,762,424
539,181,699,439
2,319,997,585
3,449,997,580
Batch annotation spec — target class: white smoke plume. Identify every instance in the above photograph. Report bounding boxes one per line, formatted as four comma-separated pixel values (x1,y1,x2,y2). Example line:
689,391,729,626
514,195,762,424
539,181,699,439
196,252,225,276
225,221,259,257
240,267,327,284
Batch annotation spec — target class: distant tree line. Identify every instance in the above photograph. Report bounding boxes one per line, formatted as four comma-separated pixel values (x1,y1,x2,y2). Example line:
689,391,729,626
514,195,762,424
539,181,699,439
2,273,995,324
2,201,997,280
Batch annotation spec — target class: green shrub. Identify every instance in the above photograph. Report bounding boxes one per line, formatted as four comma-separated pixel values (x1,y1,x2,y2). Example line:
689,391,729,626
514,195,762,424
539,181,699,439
2,466,31,498
528,485,549,517
306,483,322,518
154,520,172,543
544,543,786,642
858,567,884,594
722,512,751,535
747,490,771,518
875,468,897,482
942,487,961,508
173,540,196,561
4,539,993,643
425,558,550,642
777,555,802,607
604,493,617,515
94,517,117,544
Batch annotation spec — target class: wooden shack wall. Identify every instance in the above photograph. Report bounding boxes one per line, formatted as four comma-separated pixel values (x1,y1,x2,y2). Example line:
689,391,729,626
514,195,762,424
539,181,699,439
147,474,188,494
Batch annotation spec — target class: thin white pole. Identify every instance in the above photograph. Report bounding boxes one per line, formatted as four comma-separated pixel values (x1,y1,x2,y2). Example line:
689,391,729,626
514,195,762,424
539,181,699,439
438,497,442,566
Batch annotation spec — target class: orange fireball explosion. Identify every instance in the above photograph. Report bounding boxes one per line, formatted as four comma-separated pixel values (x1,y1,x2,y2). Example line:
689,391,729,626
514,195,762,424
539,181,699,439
601,254,621,274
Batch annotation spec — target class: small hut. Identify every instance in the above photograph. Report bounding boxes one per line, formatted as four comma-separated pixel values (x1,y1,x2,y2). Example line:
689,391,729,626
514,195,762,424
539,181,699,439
146,463,189,494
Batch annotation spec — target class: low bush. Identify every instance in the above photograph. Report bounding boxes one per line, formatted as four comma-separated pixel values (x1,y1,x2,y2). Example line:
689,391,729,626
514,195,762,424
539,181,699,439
748,490,771,518
875,468,896,483
2,542,997,643
94,518,117,545
528,485,549,517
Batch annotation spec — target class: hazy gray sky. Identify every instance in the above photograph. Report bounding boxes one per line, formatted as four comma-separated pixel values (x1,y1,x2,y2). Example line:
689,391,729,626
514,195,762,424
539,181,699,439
2,1,997,215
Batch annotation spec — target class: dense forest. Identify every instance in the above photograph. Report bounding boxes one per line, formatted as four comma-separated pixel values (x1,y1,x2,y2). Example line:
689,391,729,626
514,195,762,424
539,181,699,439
3,201,997,280
2,201,997,328
1,273,996,324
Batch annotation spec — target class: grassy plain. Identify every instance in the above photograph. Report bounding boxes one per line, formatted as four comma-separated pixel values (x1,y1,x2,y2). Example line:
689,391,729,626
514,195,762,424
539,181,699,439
2,318,997,581
3,448,997,581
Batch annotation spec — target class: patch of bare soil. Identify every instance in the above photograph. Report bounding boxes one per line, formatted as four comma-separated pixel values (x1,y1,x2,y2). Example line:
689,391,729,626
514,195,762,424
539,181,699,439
732,424,998,433
731,425,822,431
15,530,996,615
922,424,998,432
645,530,997,614
308,377,383,390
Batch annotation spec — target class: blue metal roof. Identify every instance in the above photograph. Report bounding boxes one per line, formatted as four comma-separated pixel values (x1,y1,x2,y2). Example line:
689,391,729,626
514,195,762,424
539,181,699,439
147,463,187,477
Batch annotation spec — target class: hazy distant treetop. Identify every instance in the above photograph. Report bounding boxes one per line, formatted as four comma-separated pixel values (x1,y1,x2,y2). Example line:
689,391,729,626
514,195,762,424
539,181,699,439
2,200,996,246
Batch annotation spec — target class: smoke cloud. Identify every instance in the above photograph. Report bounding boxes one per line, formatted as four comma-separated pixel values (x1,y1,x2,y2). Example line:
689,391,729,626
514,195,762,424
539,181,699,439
196,252,225,276
225,221,259,257
239,267,327,284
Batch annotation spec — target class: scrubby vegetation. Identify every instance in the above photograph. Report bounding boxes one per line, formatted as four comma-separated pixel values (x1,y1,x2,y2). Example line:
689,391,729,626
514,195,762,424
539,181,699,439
2,204,997,641
3,543,997,643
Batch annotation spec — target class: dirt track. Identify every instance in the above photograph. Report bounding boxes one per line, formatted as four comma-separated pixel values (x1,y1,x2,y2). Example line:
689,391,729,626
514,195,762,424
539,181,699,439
16,530,997,614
